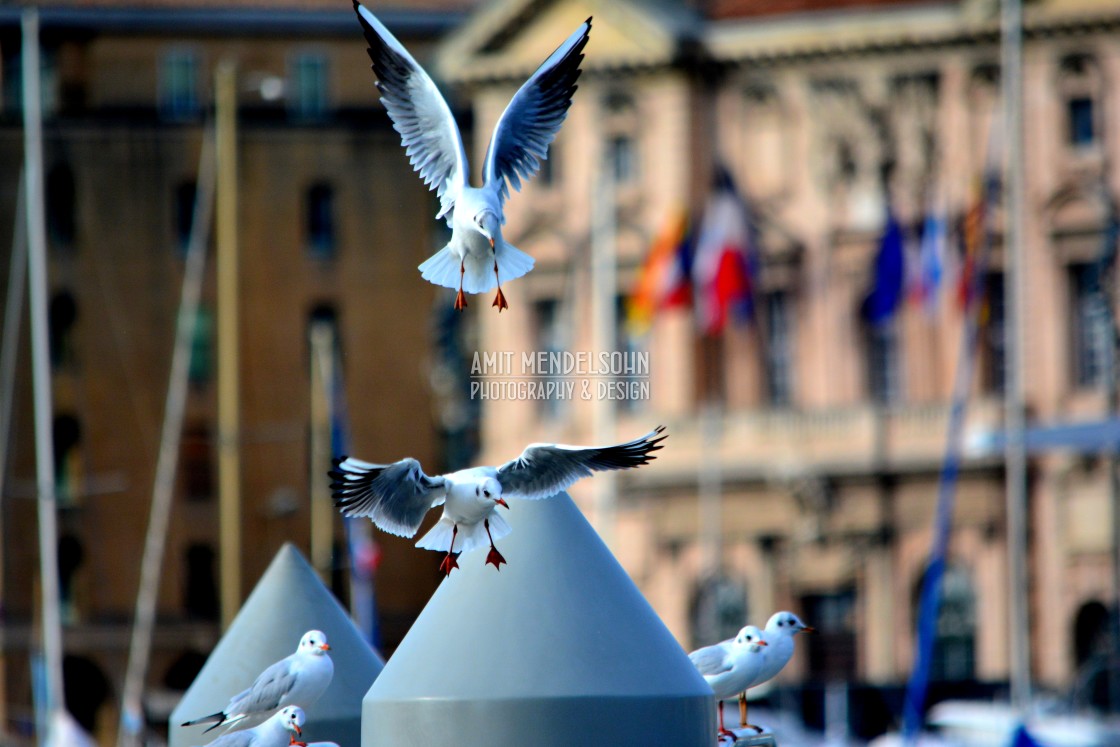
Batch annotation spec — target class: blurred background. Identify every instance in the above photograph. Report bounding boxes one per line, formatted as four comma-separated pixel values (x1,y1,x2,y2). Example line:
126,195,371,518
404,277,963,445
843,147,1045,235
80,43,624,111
1,0,1119,744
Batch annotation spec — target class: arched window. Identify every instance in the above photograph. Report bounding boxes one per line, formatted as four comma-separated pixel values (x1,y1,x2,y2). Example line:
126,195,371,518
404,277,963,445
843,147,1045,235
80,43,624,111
184,543,218,621
1073,600,1111,666
49,290,78,369
1072,600,1113,710
967,64,1000,165
601,90,640,186
174,179,197,252
180,423,213,502
1057,53,1103,151
689,574,748,649
52,413,82,505
63,655,110,734
306,182,336,259
58,533,85,623
913,563,977,682
47,162,76,248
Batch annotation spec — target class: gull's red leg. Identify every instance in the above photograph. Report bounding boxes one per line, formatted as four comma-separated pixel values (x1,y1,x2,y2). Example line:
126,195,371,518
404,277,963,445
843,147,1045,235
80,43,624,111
484,519,506,569
454,260,468,311
740,691,763,733
717,700,736,743
439,525,461,576
491,261,508,312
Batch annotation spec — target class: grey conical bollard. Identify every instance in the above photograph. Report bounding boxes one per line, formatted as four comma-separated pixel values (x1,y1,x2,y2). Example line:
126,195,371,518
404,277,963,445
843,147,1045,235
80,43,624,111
363,492,714,746
171,543,383,746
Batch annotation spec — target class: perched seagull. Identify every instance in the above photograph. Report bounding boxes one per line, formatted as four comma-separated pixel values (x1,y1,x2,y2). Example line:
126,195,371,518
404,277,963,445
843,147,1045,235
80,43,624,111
190,706,305,747
331,426,666,575
689,625,769,742
181,631,333,734
755,610,815,687
352,1,591,311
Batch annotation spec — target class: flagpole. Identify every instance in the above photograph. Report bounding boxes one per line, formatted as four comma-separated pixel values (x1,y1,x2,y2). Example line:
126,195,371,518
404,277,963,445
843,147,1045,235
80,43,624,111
591,147,618,546
21,8,66,736
309,320,334,582
1000,0,1031,713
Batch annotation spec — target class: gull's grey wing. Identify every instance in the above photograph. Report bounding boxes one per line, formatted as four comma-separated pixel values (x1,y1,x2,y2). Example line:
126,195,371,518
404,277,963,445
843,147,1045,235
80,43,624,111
226,657,298,717
199,730,258,747
482,18,590,209
496,426,666,501
353,1,467,222
330,456,447,537
689,644,732,677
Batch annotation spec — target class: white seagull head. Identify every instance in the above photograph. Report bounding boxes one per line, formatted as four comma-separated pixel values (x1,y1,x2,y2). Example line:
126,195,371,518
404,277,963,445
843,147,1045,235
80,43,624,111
473,208,501,248
278,706,305,736
734,625,768,651
297,630,332,656
474,476,508,509
765,611,815,637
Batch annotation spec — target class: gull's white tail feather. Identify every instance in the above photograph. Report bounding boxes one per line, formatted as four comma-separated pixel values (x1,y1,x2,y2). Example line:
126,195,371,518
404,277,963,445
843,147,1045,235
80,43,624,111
461,253,495,295
419,242,535,295
418,245,460,290
496,241,534,285
416,511,512,554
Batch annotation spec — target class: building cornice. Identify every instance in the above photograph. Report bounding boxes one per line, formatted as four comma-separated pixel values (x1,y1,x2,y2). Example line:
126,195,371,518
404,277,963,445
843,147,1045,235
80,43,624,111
710,7,1120,66
0,6,464,38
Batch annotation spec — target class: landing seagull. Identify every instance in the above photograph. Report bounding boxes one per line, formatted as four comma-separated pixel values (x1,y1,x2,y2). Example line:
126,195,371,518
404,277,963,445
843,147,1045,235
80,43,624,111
331,426,666,575
181,631,333,734
689,625,769,742
189,706,305,747
352,1,591,311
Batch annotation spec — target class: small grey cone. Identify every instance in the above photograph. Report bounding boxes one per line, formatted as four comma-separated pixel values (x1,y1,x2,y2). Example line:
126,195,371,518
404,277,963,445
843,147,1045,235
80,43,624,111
363,492,714,746
171,543,383,746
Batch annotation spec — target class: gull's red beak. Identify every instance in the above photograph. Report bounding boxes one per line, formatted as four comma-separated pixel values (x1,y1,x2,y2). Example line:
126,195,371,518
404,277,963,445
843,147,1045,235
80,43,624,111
758,640,768,646
320,643,331,651
293,725,302,736
496,498,509,509
800,625,817,634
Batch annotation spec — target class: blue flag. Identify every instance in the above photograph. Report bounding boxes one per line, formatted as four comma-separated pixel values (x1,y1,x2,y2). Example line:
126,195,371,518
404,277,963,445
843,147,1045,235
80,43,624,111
1008,724,1043,747
862,209,905,325
329,361,381,650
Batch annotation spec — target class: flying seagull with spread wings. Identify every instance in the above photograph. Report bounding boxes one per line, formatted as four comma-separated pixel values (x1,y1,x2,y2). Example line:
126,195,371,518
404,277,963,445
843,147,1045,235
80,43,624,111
331,427,666,575
352,1,591,311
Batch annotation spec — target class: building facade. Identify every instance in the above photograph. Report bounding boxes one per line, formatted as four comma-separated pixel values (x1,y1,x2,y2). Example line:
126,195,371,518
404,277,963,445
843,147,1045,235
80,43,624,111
437,0,1120,734
0,2,476,742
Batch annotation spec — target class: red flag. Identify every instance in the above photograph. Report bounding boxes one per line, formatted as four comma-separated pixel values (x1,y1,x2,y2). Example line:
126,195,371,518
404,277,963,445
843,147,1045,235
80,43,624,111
692,168,754,336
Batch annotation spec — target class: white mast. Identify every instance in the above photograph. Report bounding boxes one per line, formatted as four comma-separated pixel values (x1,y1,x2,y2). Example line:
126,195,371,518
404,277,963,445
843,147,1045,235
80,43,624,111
21,7,65,737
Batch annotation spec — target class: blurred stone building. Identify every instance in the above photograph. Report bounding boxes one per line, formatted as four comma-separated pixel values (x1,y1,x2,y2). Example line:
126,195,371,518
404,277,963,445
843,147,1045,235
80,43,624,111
0,0,477,742
437,0,1120,734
